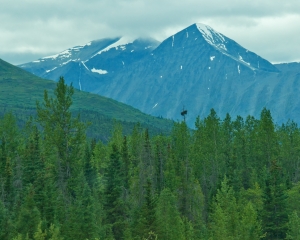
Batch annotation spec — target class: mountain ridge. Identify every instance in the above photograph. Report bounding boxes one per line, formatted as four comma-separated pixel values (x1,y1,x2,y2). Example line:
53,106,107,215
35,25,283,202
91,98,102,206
17,23,300,127
0,58,174,141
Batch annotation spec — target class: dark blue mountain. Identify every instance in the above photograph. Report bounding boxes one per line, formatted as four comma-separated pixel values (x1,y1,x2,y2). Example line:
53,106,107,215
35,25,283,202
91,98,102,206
94,23,283,126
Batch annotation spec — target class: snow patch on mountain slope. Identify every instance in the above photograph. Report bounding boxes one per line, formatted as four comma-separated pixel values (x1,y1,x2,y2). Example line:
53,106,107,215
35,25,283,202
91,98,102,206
218,50,256,71
238,55,250,66
42,41,92,60
92,37,134,58
62,59,73,65
196,23,227,51
91,68,108,74
81,61,89,71
153,103,158,108
46,67,57,73
43,49,71,60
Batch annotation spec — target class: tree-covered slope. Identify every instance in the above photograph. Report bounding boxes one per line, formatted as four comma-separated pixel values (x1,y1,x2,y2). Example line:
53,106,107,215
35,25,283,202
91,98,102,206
0,58,174,141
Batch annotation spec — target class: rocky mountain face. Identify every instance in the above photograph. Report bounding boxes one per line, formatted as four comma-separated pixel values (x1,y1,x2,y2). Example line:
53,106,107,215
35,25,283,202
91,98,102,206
19,23,300,127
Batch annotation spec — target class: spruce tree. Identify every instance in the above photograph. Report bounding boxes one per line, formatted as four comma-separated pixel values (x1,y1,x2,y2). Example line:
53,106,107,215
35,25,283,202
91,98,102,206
36,76,87,228
16,186,41,239
155,188,184,240
104,143,126,239
286,211,300,240
262,160,288,239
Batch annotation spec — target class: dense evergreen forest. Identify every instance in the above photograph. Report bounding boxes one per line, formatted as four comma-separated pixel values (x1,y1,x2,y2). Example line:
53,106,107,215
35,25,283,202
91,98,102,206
1,77,300,240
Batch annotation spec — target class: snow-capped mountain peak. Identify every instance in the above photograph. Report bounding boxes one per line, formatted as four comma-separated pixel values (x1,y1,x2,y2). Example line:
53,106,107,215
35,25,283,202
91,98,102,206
196,23,227,52
18,37,160,91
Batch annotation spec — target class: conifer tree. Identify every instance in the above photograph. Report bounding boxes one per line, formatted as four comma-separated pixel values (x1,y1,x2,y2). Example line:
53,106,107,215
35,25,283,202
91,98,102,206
238,202,262,240
121,135,130,191
0,113,20,206
36,76,87,227
104,143,126,239
33,222,46,240
0,200,12,240
277,121,300,183
16,186,41,239
155,188,184,240
134,179,157,239
171,121,192,217
256,108,278,185
209,177,239,239
199,109,223,204
286,211,300,240
36,76,86,196
262,160,288,239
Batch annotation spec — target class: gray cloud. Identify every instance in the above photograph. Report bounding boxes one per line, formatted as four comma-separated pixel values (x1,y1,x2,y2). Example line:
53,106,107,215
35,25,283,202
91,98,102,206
1,0,300,64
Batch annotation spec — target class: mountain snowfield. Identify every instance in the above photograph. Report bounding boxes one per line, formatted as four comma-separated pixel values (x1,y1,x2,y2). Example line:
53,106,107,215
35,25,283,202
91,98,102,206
19,23,300,127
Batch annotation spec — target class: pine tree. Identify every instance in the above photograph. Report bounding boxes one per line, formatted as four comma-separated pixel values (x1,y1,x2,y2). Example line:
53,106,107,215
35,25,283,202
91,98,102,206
238,202,262,240
33,221,46,240
36,76,86,197
209,177,239,239
262,160,288,239
121,135,130,191
155,188,184,240
65,172,97,240
134,179,157,239
286,211,300,240
256,108,278,186
153,135,168,193
287,182,300,216
104,143,126,239
171,121,192,217
16,186,41,239
0,200,13,240
277,121,300,183
0,113,20,207
36,76,87,229
47,223,63,240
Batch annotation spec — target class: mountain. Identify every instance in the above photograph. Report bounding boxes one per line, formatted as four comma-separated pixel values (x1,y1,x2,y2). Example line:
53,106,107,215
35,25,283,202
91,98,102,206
19,37,160,92
19,23,300,127
0,58,174,142
96,23,280,125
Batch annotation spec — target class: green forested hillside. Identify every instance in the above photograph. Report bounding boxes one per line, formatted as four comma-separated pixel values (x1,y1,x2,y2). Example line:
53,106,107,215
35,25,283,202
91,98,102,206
0,58,174,141
1,78,300,239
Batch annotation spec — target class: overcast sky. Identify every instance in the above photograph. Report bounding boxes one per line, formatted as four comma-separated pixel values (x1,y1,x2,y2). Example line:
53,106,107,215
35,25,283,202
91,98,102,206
1,0,300,65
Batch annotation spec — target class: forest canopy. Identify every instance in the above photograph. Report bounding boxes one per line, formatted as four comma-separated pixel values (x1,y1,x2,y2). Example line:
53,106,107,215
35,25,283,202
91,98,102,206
1,77,300,240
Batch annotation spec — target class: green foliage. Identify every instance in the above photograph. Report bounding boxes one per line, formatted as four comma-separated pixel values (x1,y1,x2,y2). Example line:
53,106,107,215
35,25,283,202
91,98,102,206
262,160,288,239
287,182,300,215
0,59,173,142
16,187,41,239
209,177,262,240
286,211,300,240
1,72,300,240
104,143,127,239
155,188,184,240
33,222,46,240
